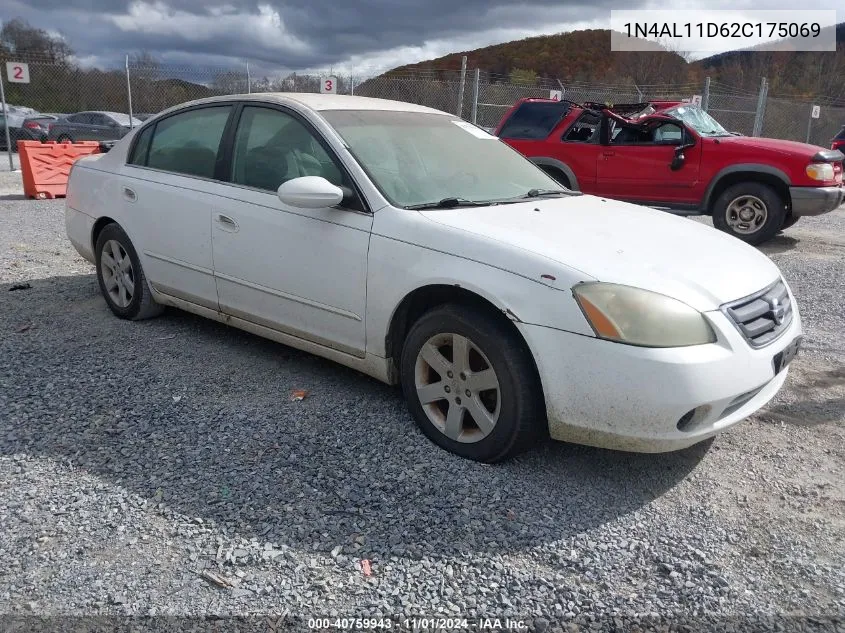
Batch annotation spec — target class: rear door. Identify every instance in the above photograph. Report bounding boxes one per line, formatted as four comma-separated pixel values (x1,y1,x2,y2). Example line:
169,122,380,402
120,104,234,310
596,120,701,205
87,113,115,141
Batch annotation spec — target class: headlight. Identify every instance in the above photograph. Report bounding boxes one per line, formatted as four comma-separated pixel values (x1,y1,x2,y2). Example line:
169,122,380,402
806,163,834,181
572,283,716,348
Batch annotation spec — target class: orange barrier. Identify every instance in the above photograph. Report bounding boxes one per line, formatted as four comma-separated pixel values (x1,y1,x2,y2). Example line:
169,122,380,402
17,141,101,200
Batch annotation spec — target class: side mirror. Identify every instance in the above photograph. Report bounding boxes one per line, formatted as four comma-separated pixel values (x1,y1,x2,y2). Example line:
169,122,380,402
670,148,686,171
277,176,343,209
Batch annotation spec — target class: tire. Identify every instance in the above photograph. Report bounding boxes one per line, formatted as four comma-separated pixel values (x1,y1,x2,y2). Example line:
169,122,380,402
95,223,164,320
781,211,800,230
399,304,545,463
712,182,786,246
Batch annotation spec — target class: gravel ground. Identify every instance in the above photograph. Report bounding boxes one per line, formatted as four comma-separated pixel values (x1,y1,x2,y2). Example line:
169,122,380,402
1,170,843,632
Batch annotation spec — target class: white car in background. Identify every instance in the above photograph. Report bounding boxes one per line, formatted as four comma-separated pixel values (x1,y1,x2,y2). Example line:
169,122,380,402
65,93,802,462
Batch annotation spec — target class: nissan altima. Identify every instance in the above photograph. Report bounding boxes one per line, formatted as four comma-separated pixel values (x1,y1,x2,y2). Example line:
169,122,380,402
65,94,802,462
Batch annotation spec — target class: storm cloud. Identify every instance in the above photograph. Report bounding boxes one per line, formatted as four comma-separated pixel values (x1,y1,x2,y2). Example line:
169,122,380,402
1,0,837,74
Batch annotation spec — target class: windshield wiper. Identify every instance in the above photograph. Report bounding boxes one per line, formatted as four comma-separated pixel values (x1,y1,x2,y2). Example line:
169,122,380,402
404,197,487,210
523,188,568,198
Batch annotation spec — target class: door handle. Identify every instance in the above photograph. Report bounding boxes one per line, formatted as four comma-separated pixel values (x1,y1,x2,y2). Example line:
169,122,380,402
602,151,615,157
215,213,239,232
122,187,137,202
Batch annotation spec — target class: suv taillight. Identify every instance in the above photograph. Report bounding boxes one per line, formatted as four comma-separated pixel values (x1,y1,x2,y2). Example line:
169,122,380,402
23,121,40,129
832,139,845,151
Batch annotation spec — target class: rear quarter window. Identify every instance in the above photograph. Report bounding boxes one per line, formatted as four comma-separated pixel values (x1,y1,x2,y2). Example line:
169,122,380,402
499,102,570,140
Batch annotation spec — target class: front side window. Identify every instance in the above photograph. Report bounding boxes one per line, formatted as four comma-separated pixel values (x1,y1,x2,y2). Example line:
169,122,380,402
611,122,684,145
230,106,345,192
146,106,231,179
498,101,570,140
323,110,564,208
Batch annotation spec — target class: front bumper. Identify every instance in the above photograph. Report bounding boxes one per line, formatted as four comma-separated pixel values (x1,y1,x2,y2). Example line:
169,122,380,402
518,300,802,453
789,185,845,216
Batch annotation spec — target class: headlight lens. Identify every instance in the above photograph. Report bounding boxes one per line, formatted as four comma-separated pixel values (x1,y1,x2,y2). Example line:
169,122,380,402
806,163,834,181
573,283,716,348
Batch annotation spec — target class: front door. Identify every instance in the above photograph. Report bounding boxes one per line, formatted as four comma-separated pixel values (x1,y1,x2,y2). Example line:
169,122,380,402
211,105,372,357
596,121,701,205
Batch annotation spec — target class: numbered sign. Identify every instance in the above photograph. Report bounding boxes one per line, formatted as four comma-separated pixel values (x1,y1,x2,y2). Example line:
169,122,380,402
6,62,30,84
549,90,562,101
690,95,702,106
321,76,337,94
811,105,820,119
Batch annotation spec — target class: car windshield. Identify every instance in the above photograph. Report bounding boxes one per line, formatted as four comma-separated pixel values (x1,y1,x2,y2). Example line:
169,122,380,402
664,104,730,137
321,110,566,208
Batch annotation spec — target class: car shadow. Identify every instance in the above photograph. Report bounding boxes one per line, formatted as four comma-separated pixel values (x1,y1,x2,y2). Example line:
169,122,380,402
760,234,799,255
0,274,709,558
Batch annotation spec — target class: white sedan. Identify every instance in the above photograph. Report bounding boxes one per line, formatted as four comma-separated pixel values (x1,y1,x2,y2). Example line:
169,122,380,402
65,93,802,462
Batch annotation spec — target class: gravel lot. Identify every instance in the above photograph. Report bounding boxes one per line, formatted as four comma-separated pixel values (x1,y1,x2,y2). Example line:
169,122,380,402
1,167,843,632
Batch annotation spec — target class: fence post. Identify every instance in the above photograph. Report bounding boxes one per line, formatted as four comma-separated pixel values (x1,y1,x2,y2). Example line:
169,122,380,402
350,77,355,96
752,77,767,137
701,76,710,112
633,83,642,101
556,79,566,100
0,72,13,171
125,54,134,130
805,105,813,144
471,68,480,124
246,61,251,94
456,55,467,118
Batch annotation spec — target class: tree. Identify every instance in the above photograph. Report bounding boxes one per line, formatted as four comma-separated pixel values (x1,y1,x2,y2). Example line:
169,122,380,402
509,68,538,85
0,18,73,64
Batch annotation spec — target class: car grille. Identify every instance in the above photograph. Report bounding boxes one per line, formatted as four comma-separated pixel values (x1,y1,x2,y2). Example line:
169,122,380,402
722,279,793,348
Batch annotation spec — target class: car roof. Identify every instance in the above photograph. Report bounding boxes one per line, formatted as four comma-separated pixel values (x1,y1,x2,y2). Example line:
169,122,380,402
156,93,449,117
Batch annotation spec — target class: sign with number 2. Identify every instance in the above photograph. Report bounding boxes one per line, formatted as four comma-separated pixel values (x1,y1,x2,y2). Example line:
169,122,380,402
6,62,30,84
321,76,337,94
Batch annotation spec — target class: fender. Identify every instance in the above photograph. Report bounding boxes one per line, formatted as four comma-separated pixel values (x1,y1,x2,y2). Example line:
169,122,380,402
528,157,580,191
702,163,791,212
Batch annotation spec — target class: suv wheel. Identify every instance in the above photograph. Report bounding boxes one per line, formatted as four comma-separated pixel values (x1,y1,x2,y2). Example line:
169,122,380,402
400,304,544,463
712,182,785,245
95,223,164,320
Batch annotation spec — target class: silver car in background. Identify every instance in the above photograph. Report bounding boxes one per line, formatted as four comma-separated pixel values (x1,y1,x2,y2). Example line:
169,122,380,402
47,111,143,143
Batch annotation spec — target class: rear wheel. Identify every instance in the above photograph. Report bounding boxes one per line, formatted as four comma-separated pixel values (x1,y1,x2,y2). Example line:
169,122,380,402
400,304,544,462
712,182,786,245
95,223,163,320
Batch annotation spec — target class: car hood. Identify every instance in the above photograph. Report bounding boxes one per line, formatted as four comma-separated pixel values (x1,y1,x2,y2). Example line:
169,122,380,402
713,135,826,158
419,195,781,311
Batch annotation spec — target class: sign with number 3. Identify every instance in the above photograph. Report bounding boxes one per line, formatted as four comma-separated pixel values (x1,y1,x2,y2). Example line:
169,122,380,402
321,76,337,94
6,62,30,84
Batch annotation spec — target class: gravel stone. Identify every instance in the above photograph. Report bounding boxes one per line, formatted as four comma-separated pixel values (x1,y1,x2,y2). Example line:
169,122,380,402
0,181,843,629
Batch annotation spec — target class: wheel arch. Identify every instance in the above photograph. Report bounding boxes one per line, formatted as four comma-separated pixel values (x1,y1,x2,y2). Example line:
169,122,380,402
91,216,119,253
703,164,791,214
385,283,541,387
529,157,579,191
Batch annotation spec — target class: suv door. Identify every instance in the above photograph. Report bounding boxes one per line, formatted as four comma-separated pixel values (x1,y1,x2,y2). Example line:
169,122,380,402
211,105,372,357
121,104,234,310
557,110,602,192
596,120,701,205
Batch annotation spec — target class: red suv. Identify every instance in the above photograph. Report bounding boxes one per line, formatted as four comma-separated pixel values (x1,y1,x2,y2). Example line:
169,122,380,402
496,99,845,245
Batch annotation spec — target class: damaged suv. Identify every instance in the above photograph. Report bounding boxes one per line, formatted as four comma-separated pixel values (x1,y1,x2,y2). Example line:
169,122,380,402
496,99,844,245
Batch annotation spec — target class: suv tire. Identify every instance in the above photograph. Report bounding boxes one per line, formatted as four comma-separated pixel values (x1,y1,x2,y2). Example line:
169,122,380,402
712,182,786,245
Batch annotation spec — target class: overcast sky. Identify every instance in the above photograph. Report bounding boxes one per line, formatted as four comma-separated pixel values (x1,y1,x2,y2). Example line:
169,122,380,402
1,0,842,76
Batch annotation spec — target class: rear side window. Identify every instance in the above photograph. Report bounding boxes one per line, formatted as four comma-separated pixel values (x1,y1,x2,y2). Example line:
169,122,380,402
146,106,231,179
128,125,154,166
563,112,600,143
499,102,570,140
834,127,845,141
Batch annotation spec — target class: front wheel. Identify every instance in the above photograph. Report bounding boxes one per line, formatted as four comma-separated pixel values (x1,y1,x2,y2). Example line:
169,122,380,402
95,223,163,320
399,304,544,463
712,182,786,245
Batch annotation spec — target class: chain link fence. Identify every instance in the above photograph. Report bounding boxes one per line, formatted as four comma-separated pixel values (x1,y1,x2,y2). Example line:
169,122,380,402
1,55,844,160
